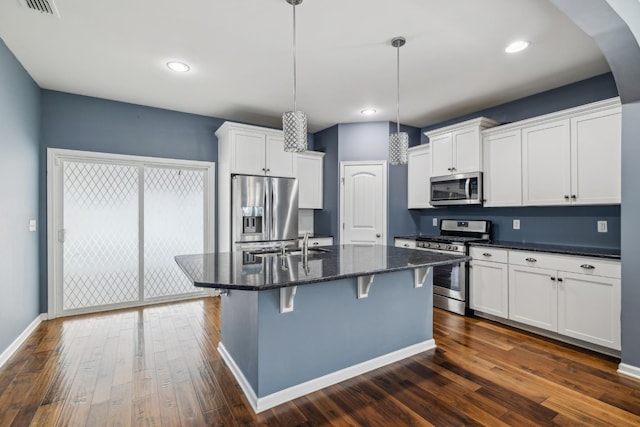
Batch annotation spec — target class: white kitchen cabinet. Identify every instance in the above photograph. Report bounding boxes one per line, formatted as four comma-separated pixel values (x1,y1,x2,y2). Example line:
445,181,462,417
521,102,621,206
507,249,621,350
522,119,571,206
570,107,621,205
425,117,498,177
394,238,416,248
216,121,296,178
482,129,522,206
297,151,325,209
407,144,432,209
508,264,559,332
558,272,621,350
470,246,509,318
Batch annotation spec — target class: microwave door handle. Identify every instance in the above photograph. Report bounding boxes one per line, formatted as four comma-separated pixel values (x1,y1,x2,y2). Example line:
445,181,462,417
465,178,471,199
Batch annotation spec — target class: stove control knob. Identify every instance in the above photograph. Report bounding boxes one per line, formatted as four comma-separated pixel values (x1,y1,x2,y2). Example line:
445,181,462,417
449,245,457,251
432,243,440,249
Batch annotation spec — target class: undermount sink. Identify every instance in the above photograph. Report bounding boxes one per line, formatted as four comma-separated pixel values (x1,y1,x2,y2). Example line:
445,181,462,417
254,247,331,257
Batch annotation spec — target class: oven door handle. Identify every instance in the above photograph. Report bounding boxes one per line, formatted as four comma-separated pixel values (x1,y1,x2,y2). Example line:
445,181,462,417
465,178,471,199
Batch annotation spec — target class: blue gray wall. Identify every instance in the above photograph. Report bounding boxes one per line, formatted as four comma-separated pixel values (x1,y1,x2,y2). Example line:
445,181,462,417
39,90,223,312
313,121,421,242
415,73,621,248
0,38,41,354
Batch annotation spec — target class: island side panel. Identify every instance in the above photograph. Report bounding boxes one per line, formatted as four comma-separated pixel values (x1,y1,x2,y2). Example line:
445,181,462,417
256,269,433,397
220,289,260,392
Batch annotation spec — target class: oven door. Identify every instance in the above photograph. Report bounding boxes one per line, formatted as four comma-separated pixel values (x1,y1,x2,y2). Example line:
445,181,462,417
419,247,467,301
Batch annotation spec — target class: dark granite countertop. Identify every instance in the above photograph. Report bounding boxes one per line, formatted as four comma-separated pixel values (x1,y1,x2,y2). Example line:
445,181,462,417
469,241,620,259
175,244,470,291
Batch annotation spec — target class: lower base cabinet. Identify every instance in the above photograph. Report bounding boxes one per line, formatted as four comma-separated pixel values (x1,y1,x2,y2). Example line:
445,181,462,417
471,247,621,351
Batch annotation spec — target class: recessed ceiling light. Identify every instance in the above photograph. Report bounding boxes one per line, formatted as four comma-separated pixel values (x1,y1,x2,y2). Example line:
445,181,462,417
166,61,190,72
505,40,530,54
361,108,377,116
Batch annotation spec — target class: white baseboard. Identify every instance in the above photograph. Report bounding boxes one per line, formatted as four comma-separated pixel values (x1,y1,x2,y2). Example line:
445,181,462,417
618,363,640,380
218,339,437,413
0,314,45,368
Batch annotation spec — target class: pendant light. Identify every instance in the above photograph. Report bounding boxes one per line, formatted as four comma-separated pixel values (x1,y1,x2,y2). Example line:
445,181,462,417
282,0,307,153
389,36,408,165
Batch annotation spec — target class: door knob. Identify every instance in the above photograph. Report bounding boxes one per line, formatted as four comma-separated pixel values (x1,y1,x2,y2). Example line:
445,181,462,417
376,233,381,238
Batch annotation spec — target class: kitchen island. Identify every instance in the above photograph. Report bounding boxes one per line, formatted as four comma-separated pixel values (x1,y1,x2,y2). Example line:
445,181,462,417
175,244,468,413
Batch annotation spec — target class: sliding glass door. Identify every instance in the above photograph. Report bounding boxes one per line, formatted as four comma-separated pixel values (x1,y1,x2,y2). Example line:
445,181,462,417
48,149,215,317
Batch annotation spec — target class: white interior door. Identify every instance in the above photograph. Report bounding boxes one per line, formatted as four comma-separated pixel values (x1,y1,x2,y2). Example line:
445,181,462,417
340,161,387,245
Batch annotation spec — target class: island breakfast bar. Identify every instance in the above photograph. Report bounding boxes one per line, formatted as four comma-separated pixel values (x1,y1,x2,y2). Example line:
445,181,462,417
175,244,469,413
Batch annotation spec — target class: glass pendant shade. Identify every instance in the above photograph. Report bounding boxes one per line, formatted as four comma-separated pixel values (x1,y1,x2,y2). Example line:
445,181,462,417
389,131,409,165
283,110,307,152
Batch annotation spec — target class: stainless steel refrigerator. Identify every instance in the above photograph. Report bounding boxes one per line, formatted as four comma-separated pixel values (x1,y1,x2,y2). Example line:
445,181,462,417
232,175,299,250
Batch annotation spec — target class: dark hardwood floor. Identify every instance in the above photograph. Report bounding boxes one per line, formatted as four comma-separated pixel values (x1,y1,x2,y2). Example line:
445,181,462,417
1,297,639,426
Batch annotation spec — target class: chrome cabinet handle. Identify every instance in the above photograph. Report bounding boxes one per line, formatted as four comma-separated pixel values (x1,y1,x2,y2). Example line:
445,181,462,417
482,252,492,257
525,257,537,262
580,264,595,269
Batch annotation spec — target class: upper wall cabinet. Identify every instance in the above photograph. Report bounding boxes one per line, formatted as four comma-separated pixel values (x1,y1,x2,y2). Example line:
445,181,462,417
482,129,523,207
425,117,498,177
521,100,621,206
297,151,325,209
407,144,432,209
215,122,296,178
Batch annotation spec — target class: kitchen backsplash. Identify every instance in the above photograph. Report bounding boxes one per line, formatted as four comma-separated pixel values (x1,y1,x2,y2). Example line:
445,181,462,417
416,204,620,249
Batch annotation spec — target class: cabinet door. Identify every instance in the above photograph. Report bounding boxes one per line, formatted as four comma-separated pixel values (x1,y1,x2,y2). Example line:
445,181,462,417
522,119,571,206
297,152,324,209
558,272,621,350
570,108,621,205
265,134,296,178
231,129,267,175
430,133,453,177
483,130,522,207
470,260,509,318
453,127,481,173
407,145,432,208
508,264,558,332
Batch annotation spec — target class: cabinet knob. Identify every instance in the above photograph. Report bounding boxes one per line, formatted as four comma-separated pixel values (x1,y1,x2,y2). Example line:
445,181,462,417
266,168,271,172
557,277,564,282
564,195,570,200
482,252,492,257
550,277,556,281
571,195,577,200
313,242,319,246
404,244,409,247
525,257,537,262
580,264,595,270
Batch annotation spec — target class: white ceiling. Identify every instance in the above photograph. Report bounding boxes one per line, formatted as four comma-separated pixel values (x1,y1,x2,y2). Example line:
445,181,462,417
0,0,611,132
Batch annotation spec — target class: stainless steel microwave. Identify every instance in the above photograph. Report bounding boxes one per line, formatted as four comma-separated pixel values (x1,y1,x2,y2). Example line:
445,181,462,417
430,172,483,206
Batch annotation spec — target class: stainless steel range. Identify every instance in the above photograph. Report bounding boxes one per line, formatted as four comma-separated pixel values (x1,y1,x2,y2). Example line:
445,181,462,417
415,219,491,315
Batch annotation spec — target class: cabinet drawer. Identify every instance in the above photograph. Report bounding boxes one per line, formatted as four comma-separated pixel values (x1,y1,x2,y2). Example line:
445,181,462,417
395,238,416,249
470,247,508,263
508,250,620,278
305,237,334,247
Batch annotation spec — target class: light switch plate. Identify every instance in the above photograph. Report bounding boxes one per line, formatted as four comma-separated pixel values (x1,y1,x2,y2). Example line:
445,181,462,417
513,219,521,230
597,220,608,233
29,219,37,232
432,218,438,227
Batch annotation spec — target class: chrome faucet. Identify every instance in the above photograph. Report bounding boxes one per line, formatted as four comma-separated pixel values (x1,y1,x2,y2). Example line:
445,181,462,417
302,232,309,256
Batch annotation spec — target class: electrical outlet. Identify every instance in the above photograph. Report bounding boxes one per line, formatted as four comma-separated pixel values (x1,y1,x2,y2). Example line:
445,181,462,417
597,220,608,233
513,219,521,230
29,219,36,232
432,218,438,227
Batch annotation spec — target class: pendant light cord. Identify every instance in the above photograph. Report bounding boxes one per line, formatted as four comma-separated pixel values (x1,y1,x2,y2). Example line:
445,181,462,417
396,42,400,134
292,2,297,113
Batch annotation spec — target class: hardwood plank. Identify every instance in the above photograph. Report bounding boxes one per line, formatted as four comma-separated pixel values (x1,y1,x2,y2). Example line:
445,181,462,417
174,380,206,426
28,402,63,427
106,382,133,427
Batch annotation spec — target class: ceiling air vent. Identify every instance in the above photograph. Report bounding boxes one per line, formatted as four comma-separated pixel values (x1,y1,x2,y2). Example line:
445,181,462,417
20,0,60,17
